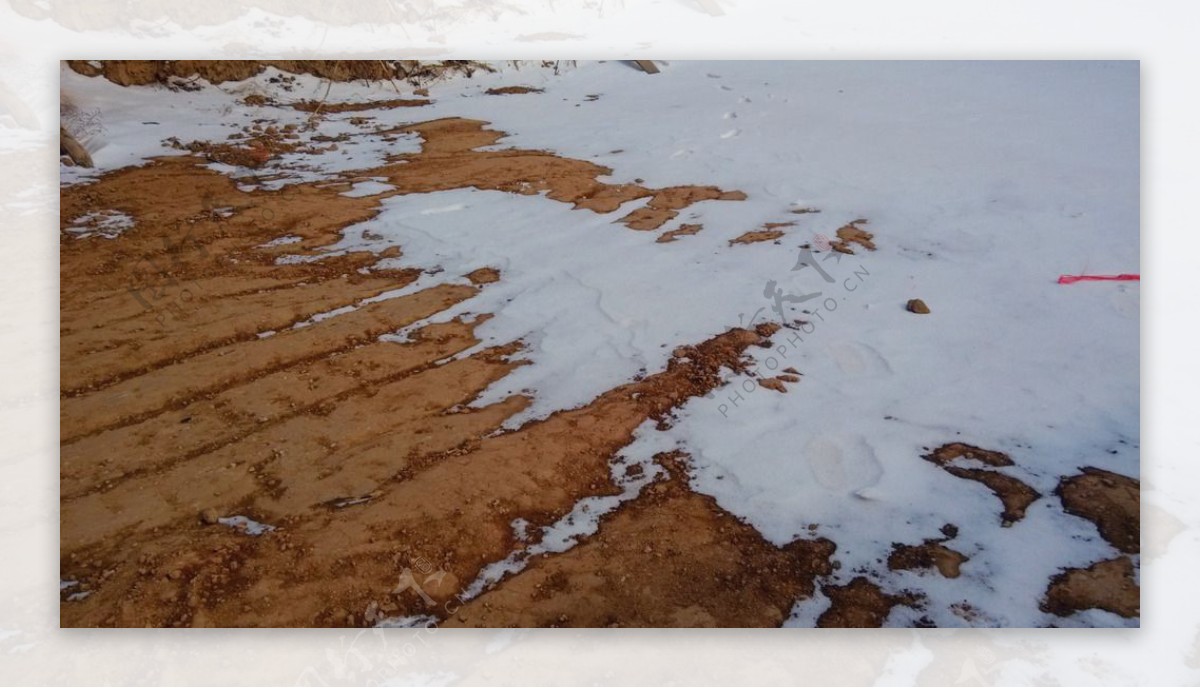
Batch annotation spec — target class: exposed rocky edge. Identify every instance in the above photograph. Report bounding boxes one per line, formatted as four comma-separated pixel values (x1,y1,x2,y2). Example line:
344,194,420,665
922,443,1040,525
1056,467,1139,554
444,451,837,627
1041,556,1139,619
817,577,919,628
66,60,495,87
888,526,969,578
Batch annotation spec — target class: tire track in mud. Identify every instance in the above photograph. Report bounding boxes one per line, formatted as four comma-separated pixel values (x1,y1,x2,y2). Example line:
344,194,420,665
61,110,841,628
61,270,423,395
60,318,494,501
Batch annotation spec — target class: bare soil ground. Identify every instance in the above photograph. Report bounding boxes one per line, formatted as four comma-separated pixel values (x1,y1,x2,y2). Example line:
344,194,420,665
60,105,1138,627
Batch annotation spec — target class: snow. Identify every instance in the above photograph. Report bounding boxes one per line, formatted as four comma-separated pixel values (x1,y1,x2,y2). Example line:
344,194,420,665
460,433,664,600
63,209,134,239
61,60,1138,627
340,178,396,197
217,515,275,536
257,234,302,248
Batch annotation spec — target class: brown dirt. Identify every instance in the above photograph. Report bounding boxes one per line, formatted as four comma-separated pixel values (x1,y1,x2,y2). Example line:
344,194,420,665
830,220,875,254
57,111,811,627
1041,556,1139,619
656,223,703,243
758,377,791,393
906,298,930,314
924,442,1014,467
1056,467,1139,554
946,467,1040,526
730,230,783,245
729,221,795,246
485,86,545,95
443,452,836,627
360,117,745,232
922,443,1040,525
621,188,746,231
888,541,968,579
817,577,918,628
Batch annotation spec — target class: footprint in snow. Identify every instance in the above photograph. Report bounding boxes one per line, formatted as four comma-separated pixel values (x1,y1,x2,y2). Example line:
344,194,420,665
804,435,884,492
827,341,893,377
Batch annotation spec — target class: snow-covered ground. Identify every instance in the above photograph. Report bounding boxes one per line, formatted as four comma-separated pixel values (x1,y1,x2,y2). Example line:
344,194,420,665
61,60,1138,627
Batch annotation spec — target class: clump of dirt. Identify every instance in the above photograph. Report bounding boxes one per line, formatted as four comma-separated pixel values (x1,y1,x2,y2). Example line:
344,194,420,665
1056,467,1139,554
656,223,702,243
619,188,747,231
924,442,1013,468
888,537,969,578
757,377,791,393
729,222,793,246
830,220,875,254
922,443,1039,525
466,267,501,285
906,298,930,314
1041,556,1139,619
817,577,918,628
485,86,545,95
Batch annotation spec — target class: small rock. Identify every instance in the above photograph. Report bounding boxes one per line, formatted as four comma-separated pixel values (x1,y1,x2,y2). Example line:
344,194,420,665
906,299,930,314
199,508,220,525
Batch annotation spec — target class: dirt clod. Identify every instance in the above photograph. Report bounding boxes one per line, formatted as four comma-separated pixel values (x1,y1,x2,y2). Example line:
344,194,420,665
906,299,930,314
1056,468,1139,554
1041,556,1139,618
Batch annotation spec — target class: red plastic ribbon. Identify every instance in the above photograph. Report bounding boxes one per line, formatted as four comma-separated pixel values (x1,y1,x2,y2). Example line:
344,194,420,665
1057,274,1140,285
